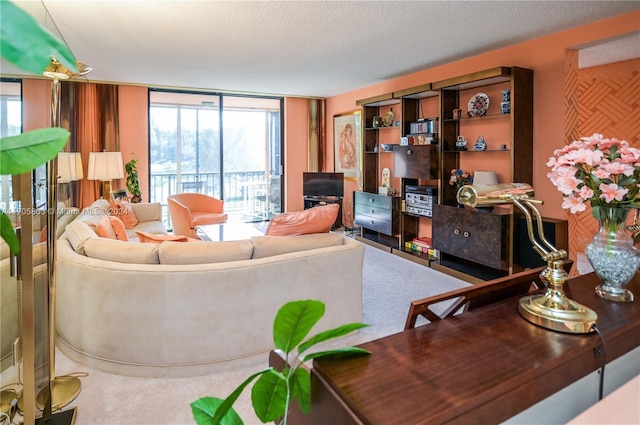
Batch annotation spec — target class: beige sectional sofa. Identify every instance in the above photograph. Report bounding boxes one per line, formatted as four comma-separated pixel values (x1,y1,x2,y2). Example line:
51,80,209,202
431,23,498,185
56,218,364,378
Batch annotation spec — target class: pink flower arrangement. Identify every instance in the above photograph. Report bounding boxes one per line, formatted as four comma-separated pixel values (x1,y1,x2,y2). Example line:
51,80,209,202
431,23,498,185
547,133,640,216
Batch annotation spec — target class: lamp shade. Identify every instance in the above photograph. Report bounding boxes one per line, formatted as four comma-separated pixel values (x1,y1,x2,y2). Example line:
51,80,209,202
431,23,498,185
473,170,498,186
87,152,124,181
57,152,84,183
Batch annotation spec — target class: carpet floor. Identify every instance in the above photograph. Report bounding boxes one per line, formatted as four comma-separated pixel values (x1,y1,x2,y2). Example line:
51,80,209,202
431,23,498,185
52,242,470,425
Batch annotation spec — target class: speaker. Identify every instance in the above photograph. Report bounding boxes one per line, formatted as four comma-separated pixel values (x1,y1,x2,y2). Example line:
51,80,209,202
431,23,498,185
514,215,568,268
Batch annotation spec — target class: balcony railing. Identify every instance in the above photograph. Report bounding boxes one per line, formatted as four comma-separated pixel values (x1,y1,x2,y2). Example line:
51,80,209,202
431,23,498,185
150,171,280,229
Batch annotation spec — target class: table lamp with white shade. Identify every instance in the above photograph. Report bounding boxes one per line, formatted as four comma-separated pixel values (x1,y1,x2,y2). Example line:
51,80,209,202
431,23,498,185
57,152,83,207
87,152,124,200
473,170,498,186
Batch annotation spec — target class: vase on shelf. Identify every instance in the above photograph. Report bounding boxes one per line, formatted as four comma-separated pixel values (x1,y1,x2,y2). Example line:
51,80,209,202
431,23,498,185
585,207,640,302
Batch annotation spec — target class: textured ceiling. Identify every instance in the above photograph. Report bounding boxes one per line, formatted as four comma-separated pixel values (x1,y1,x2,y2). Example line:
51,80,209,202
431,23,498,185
3,1,639,98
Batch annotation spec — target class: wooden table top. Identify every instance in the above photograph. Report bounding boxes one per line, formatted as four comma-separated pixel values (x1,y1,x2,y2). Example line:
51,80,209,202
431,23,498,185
312,272,640,424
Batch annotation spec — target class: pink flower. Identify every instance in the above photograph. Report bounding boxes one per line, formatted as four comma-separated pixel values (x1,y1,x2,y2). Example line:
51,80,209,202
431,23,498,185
547,133,639,213
599,183,628,203
599,162,635,177
562,196,587,213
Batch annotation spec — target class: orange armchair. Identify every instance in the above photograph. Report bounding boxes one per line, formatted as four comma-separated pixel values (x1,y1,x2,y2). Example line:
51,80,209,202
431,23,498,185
167,193,228,238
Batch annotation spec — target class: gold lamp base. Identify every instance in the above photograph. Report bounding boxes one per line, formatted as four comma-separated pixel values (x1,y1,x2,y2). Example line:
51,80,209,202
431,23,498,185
1,388,18,419
36,376,81,411
17,376,81,414
519,293,598,334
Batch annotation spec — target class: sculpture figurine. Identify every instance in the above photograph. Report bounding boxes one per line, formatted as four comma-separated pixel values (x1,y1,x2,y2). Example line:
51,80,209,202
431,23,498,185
474,135,487,151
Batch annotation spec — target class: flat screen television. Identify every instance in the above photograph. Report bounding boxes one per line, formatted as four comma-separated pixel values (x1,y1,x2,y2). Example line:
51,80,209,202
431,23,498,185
303,172,344,198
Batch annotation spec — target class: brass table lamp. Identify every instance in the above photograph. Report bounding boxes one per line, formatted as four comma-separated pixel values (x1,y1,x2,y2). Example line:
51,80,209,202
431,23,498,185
457,183,598,334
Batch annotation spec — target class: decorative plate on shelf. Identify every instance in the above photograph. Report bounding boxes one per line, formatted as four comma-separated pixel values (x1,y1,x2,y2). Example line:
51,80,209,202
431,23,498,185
382,109,395,127
467,93,489,117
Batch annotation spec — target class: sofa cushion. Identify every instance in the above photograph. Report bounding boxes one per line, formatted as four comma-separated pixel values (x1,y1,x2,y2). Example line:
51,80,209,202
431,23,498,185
89,199,110,214
265,204,340,236
77,203,109,227
110,199,139,229
130,220,169,236
158,240,254,264
251,233,344,259
83,238,160,264
135,231,189,243
65,219,99,255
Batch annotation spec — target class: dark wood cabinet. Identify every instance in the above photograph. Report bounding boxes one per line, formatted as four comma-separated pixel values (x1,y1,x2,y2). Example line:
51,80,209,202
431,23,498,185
393,145,438,180
432,204,510,271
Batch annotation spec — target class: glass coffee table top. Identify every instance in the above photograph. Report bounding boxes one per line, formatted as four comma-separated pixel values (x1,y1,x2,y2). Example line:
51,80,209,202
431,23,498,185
195,221,266,242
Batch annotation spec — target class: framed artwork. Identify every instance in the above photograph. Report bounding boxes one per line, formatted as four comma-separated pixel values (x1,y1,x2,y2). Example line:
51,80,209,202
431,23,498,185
334,110,362,181
111,189,127,200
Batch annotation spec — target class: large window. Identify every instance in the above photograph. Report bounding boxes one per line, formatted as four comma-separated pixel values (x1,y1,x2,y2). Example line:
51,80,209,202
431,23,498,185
149,90,283,228
0,80,23,210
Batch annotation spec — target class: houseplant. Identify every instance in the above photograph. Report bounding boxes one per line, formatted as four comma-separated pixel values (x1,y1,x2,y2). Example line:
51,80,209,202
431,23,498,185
547,132,640,301
0,0,79,254
190,299,369,425
125,158,142,203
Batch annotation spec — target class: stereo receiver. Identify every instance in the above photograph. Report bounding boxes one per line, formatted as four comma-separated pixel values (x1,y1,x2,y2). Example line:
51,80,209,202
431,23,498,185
404,185,437,217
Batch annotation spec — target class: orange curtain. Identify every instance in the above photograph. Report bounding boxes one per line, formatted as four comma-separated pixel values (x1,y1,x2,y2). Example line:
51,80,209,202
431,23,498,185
60,82,120,208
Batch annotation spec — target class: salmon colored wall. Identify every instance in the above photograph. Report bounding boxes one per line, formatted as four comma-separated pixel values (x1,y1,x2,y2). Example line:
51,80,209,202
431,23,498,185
283,97,309,212
22,79,50,132
326,11,640,222
118,86,149,201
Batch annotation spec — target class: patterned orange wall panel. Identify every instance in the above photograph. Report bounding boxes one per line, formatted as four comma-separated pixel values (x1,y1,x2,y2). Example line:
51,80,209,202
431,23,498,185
564,55,640,260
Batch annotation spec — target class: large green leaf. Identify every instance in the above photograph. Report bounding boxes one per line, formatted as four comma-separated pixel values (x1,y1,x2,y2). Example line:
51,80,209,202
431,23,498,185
0,128,70,175
290,367,311,414
190,397,244,425
192,368,270,425
0,0,77,75
251,369,287,422
297,322,370,355
302,347,371,363
273,300,325,354
0,213,20,255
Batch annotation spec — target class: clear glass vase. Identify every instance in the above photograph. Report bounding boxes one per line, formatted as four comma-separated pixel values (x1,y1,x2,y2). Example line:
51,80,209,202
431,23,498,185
585,207,640,302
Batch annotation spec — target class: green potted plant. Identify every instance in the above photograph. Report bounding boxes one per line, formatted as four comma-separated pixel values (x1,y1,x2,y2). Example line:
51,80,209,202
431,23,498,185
191,299,369,425
125,158,142,203
0,0,79,254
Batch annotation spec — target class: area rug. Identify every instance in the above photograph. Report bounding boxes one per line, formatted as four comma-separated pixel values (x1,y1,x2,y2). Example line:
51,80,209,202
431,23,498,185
54,242,470,425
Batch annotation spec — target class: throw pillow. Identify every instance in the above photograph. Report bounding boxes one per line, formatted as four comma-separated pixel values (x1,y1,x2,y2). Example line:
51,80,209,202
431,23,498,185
266,203,340,236
38,226,47,243
96,216,117,239
96,216,129,241
135,231,189,243
110,198,139,229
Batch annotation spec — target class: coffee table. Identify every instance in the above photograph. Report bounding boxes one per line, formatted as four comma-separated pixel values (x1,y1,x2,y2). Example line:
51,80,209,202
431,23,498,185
195,221,266,242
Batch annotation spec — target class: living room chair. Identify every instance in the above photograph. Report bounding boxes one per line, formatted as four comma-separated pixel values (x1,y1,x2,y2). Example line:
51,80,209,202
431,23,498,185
404,261,573,330
167,193,228,238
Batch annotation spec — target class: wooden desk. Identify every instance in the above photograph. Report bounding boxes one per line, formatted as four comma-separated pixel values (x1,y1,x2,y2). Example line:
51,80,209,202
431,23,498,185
311,273,640,424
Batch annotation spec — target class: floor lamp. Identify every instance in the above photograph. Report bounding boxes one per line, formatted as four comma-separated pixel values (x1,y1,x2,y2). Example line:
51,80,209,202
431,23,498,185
37,57,91,413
